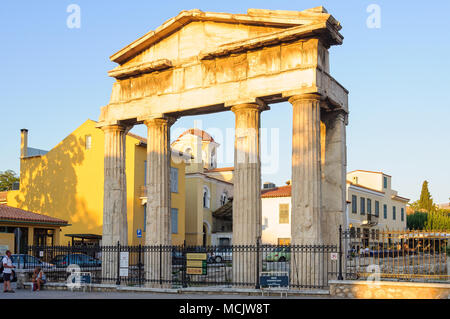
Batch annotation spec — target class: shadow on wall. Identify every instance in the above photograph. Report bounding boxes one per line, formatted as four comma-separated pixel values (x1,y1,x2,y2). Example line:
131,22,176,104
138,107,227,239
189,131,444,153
14,134,100,234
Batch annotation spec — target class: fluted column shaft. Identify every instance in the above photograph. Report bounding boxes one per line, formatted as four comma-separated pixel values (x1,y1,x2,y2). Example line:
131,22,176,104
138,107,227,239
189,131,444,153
290,94,323,244
144,116,175,287
289,94,324,288
231,103,264,286
101,124,128,282
102,124,128,246
322,110,347,246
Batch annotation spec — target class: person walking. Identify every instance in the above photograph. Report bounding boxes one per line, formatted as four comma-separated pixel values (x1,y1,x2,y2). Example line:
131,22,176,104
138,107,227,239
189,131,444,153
2,251,15,293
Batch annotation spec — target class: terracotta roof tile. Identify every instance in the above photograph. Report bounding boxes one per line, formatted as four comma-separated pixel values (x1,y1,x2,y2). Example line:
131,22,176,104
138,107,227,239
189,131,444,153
0,205,68,225
175,129,215,143
261,185,291,198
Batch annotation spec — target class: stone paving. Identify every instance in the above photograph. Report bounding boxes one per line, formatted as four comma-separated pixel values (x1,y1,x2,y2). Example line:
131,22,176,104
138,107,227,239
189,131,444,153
0,283,334,299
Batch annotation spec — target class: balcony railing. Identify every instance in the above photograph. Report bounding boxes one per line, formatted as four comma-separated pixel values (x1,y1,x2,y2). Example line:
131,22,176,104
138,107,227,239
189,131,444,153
362,213,378,227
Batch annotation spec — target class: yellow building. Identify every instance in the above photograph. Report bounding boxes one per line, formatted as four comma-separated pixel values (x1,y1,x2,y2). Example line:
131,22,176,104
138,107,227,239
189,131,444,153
171,129,234,246
346,170,410,244
6,120,187,246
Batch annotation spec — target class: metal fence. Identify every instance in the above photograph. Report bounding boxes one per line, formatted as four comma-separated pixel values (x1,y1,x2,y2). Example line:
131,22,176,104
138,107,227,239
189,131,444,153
23,243,338,289
340,227,450,283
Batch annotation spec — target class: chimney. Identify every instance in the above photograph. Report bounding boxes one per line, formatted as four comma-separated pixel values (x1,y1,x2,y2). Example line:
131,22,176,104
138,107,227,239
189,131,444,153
20,129,28,158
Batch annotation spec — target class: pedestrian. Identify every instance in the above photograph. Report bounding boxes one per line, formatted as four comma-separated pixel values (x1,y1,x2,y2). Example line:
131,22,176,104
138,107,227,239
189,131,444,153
2,250,15,293
31,266,46,291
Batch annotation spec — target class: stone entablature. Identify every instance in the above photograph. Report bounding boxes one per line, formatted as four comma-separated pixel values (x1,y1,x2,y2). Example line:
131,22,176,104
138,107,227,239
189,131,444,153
99,8,348,126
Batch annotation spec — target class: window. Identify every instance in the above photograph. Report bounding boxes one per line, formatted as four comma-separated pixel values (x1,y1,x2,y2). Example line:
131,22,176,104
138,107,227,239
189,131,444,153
85,135,92,150
383,204,387,219
144,160,147,185
263,217,269,230
375,201,380,217
351,195,357,214
360,198,366,215
367,199,372,215
171,208,178,234
203,186,210,208
220,192,228,206
393,206,396,220
279,204,289,224
170,167,178,193
401,208,405,222
356,228,361,238
383,176,388,189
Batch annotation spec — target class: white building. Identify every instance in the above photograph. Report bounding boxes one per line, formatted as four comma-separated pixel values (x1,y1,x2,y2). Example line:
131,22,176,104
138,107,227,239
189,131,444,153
261,185,291,245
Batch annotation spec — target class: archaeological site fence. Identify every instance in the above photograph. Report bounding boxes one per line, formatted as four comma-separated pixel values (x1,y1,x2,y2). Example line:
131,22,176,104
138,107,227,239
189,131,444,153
340,227,450,283
23,243,338,289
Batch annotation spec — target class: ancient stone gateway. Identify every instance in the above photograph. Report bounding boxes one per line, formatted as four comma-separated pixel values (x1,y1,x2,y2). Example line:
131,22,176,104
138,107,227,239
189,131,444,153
98,7,349,287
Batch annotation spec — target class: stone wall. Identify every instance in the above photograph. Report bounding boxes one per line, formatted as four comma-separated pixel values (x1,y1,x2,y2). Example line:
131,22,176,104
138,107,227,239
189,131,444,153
329,280,450,299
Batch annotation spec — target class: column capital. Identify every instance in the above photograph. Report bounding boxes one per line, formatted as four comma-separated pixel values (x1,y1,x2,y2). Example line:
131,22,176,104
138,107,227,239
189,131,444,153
143,116,177,127
231,103,269,114
288,93,323,105
100,123,131,134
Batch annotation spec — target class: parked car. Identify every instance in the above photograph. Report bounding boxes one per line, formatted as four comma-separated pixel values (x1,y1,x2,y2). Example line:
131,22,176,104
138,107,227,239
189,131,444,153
208,247,232,263
265,247,291,262
10,254,55,270
50,254,101,268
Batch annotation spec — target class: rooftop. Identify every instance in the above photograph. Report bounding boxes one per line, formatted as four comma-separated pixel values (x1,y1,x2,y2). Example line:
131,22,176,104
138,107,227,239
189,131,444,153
261,185,291,198
0,205,69,226
348,170,392,177
174,129,216,143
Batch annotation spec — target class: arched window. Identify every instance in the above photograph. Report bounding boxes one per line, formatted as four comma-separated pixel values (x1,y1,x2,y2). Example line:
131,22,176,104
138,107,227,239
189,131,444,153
220,192,228,206
203,186,210,209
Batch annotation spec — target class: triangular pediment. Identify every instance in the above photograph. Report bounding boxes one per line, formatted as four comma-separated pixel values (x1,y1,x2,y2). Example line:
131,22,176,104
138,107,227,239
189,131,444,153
111,7,340,66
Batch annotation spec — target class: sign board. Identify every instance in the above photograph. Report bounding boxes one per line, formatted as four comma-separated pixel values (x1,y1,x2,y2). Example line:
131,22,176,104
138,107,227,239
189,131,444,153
187,260,206,268
260,273,289,288
186,253,207,275
120,268,129,277
39,251,44,257
136,229,142,238
330,253,338,261
187,267,206,275
120,252,129,268
186,253,207,260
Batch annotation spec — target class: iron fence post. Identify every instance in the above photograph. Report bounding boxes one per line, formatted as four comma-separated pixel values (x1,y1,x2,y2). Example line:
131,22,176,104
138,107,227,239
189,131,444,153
255,239,260,289
338,225,344,280
182,241,187,288
159,244,162,286
138,244,142,287
116,241,121,285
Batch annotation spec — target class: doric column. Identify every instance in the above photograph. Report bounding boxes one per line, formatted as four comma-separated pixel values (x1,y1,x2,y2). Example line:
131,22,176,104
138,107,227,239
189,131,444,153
144,116,176,287
321,109,347,246
231,103,265,286
101,124,129,282
102,124,129,246
289,94,324,288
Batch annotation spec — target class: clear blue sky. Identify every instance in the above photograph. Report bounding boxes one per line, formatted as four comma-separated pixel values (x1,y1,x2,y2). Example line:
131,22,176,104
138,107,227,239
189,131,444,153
1,1,449,203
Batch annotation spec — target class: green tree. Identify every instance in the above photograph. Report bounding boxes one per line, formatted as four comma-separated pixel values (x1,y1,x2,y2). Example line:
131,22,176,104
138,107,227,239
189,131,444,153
425,209,450,231
418,180,435,212
0,170,19,191
407,211,428,230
